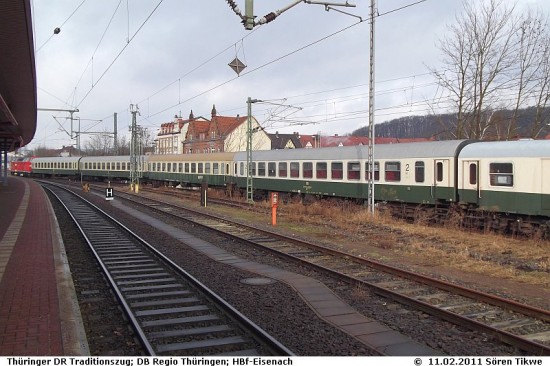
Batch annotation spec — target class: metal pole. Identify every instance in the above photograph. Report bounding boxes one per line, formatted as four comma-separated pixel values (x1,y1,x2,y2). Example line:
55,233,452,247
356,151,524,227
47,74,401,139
368,0,376,214
114,113,118,155
2,149,7,186
246,97,254,204
129,104,140,192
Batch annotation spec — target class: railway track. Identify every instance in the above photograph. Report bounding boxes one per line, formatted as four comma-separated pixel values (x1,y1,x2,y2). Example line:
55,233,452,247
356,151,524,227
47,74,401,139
103,186,550,356
41,182,294,357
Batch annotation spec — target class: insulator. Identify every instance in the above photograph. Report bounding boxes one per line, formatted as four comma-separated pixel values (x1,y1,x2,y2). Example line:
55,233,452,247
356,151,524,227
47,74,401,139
264,12,277,23
226,0,241,15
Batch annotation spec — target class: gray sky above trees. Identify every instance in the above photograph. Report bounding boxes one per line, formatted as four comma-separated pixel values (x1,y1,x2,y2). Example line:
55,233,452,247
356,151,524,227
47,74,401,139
29,0,550,151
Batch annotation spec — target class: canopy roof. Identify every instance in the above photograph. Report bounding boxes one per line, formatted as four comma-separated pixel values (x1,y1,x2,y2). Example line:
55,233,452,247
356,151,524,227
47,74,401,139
0,0,37,152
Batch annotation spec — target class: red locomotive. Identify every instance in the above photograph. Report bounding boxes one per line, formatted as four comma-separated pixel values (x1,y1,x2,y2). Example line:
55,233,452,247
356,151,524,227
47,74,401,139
10,157,34,177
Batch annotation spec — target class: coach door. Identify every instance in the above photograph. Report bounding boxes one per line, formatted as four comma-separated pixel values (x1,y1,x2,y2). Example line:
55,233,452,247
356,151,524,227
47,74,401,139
433,159,450,201
461,160,480,205
542,160,550,214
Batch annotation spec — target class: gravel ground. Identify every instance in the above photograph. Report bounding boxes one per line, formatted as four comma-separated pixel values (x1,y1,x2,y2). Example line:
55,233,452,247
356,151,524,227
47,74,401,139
49,187,533,356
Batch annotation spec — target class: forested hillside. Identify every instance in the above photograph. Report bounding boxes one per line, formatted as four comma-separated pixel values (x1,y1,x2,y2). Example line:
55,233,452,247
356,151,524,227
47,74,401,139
352,107,550,140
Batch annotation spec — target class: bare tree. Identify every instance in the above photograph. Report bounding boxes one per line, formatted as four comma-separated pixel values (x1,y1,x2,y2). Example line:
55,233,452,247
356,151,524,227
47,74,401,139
83,131,114,156
432,0,520,140
506,9,549,139
530,33,550,138
116,135,131,155
430,12,475,139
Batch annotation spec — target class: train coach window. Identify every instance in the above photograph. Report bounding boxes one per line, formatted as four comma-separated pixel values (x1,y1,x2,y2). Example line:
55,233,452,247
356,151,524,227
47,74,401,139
250,162,257,176
198,163,204,174
185,163,189,173
213,163,219,174
365,162,380,181
436,162,444,182
190,163,196,173
239,162,244,176
316,162,327,179
279,162,288,177
303,162,313,178
415,161,425,183
205,163,211,174
331,162,343,180
469,163,477,185
290,162,299,178
385,162,401,182
178,163,183,173
258,162,266,176
348,162,360,180
490,163,513,187
268,162,276,177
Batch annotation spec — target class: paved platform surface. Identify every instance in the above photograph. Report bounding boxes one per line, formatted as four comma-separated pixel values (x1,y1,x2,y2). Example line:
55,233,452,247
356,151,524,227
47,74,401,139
0,177,88,356
109,195,442,356
0,176,441,356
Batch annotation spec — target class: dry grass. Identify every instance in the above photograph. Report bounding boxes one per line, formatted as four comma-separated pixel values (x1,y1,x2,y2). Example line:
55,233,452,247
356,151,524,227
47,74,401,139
262,200,549,287
197,192,549,289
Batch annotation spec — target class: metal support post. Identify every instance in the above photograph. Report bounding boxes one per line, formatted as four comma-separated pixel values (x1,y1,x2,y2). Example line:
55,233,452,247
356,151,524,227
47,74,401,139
367,0,376,214
2,149,7,186
246,97,254,204
129,104,141,192
114,113,118,155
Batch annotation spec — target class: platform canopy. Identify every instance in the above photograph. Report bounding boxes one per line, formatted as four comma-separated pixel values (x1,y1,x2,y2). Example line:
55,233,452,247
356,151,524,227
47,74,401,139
0,0,37,152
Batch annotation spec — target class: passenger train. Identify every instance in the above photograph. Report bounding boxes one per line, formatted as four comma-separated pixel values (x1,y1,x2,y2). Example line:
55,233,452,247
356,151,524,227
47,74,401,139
28,139,550,236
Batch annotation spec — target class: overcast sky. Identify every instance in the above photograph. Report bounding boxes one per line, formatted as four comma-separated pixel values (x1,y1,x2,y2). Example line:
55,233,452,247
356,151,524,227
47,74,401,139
28,0,550,150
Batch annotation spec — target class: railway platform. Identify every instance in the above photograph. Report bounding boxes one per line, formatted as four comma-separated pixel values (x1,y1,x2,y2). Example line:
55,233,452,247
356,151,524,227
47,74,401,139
0,176,88,356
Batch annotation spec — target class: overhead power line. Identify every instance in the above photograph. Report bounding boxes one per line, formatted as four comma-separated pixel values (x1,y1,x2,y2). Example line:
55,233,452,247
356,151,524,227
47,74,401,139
75,0,165,108
36,0,88,53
